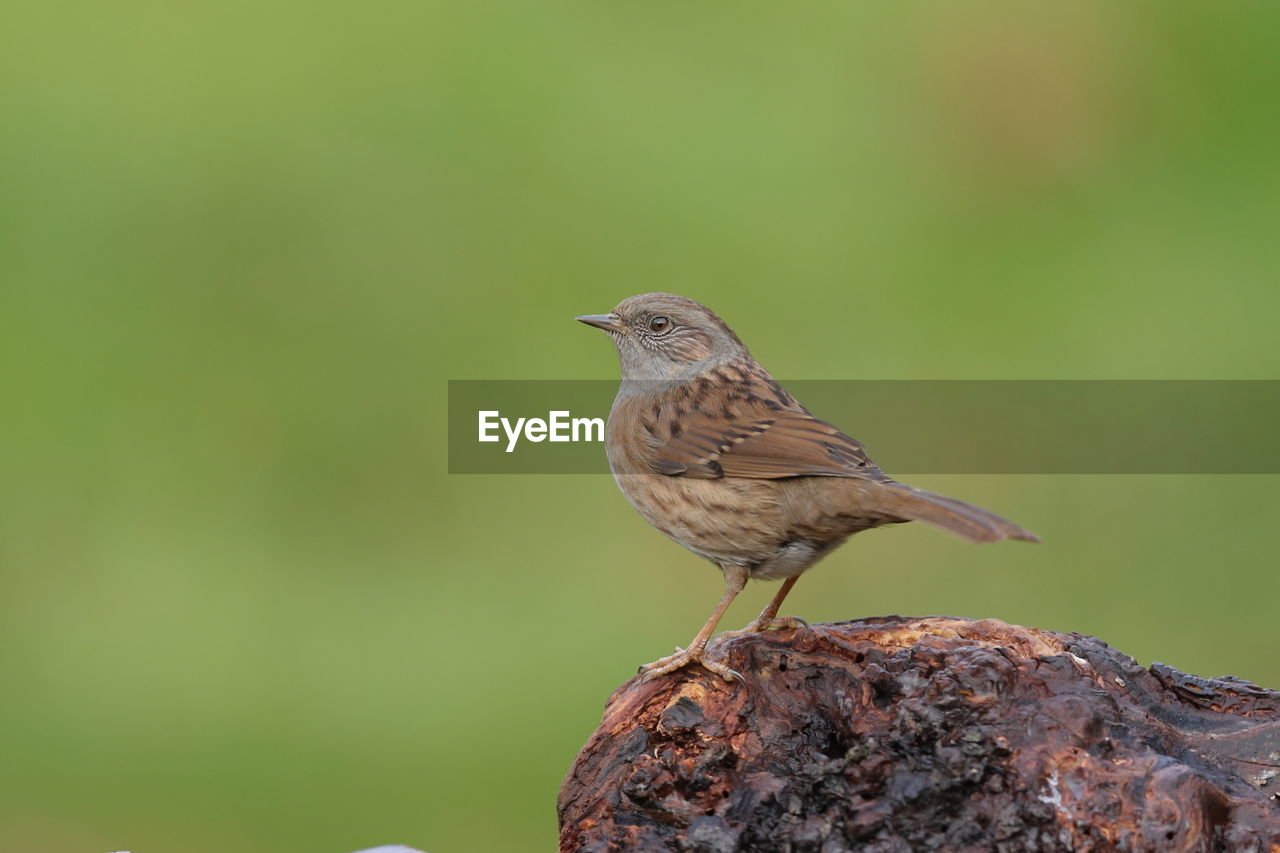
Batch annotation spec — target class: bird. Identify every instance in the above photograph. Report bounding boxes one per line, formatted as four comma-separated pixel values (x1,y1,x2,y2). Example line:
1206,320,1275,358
577,293,1039,682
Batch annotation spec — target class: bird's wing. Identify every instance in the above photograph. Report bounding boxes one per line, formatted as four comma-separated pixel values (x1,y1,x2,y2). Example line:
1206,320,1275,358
644,375,888,481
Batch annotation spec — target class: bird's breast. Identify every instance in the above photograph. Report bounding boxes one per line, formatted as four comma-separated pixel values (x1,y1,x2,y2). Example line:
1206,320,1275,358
602,393,897,577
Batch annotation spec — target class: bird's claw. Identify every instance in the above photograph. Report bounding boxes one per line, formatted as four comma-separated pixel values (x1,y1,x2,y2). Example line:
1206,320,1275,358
638,647,744,683
716,615,809,642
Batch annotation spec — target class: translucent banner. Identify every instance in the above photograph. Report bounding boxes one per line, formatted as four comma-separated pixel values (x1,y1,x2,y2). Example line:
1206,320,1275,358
447,380,1280,474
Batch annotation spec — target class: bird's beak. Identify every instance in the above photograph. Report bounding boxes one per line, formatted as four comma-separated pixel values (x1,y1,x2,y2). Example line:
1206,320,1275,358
576,313,624,332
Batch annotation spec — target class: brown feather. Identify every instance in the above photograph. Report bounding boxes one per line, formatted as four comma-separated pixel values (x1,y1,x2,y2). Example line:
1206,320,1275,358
872,483,1041,544
646,366,888,481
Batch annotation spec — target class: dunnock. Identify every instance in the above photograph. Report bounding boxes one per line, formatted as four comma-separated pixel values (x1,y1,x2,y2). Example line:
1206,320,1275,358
578,293,1038,682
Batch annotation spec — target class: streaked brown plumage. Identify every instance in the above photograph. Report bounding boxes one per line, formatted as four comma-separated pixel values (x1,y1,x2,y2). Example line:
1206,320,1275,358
578,293,1038,681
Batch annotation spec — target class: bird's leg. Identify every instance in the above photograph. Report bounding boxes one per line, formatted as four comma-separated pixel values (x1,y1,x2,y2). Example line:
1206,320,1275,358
638,566,749,683
716,576,808,639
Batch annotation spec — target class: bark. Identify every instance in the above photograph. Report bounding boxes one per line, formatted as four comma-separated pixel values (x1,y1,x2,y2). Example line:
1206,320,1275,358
558,617,1280,852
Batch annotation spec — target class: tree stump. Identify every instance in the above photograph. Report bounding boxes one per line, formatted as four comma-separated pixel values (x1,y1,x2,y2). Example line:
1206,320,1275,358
558,616,1280,852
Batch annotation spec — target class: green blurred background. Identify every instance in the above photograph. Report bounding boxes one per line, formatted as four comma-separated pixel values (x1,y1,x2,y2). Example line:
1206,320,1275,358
2,3,1278,851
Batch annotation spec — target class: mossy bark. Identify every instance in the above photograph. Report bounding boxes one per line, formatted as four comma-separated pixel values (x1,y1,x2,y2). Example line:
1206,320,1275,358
558,616,1280,852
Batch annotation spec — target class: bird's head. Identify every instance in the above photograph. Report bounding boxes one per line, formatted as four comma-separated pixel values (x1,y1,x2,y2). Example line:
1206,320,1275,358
577,293,750,380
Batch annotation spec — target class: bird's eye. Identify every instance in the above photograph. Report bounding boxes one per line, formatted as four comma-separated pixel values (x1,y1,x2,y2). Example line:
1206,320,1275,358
649,316,671,333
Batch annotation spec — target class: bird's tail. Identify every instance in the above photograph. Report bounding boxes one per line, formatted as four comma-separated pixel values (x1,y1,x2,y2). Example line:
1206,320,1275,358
876,483,1040,544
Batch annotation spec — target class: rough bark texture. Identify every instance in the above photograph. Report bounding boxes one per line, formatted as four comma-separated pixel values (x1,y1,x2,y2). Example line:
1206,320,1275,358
558,617,1280,852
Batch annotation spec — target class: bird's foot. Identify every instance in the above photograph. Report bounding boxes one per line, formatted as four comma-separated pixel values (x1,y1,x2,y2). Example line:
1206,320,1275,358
638,646,743,683
715,615,809,641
